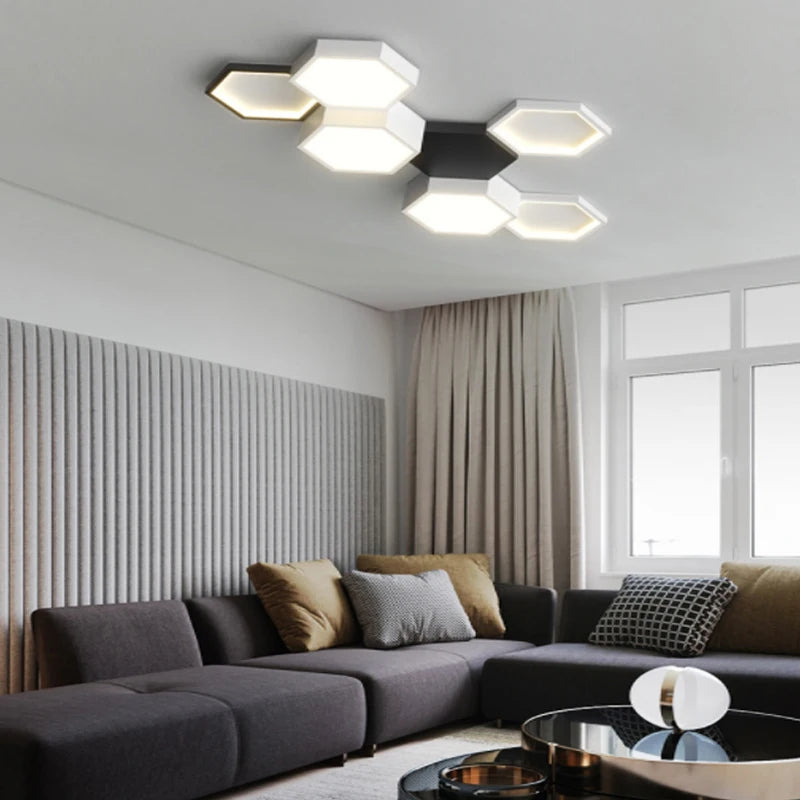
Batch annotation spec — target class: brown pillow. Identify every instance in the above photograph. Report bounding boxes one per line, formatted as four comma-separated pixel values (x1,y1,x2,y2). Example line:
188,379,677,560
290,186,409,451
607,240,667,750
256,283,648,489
355,553,505,638
247,558,358,652
709,561,800,655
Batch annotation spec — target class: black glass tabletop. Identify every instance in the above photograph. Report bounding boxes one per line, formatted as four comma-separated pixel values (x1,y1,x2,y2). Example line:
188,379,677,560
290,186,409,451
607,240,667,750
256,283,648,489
522,705,800,764
398,746,610,800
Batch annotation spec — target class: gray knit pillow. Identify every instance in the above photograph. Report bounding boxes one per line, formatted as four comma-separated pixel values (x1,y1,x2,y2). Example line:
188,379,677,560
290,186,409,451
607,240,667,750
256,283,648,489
342,569,476,649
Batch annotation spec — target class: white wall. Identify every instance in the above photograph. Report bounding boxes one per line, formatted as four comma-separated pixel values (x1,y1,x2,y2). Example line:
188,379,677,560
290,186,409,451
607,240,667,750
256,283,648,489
573,283,617,589
0,179,397,548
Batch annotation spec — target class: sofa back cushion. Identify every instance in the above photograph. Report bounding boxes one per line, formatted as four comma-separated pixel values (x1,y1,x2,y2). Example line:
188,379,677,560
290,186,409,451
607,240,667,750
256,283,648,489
709,562,800,655
185,594,286,663
32,600,202,687
557,590,618,642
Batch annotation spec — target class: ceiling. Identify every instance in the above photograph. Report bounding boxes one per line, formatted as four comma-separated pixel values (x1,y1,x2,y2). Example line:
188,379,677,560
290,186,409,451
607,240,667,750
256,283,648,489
2,1,800,311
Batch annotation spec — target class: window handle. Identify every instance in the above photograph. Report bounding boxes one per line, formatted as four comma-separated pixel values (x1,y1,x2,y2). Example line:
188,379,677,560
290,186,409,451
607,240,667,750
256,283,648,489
721,456,733,477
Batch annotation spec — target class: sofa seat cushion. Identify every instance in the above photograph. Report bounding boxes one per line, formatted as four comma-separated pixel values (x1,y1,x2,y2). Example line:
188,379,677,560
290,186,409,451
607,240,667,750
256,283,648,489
107,664,366,784
412,639,534,683
0,681,237,800
238,646,475,745
481,643,800,723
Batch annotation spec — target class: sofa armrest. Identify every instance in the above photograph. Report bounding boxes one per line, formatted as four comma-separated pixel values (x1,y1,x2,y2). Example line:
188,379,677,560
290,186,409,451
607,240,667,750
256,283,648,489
557,589,618,642
494,583,556,645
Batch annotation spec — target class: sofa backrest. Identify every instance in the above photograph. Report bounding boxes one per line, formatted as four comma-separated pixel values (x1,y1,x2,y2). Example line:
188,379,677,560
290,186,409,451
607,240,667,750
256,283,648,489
495,583,556,645
557,589,617,642
32,600,203,688
184,594,286,663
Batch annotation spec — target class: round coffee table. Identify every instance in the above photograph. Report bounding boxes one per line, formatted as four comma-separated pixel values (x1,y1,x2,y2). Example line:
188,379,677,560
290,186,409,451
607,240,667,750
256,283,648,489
398,746,605,799
399,706,800,800
521,705,800,800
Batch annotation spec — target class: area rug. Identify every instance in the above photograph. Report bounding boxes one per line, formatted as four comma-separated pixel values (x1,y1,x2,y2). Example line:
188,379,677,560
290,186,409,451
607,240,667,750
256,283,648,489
246,723,519,800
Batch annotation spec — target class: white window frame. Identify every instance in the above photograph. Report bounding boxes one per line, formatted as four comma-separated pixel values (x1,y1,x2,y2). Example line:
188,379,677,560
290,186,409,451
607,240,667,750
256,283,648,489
607,261,800,575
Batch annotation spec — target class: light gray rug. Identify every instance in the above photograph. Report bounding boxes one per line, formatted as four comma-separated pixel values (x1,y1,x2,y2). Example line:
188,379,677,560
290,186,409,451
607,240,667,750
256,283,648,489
219,723,520,800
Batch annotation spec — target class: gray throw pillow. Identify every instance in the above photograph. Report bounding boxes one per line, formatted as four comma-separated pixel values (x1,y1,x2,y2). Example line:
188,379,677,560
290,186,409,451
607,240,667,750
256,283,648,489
589,574,738,657
342,569,476,649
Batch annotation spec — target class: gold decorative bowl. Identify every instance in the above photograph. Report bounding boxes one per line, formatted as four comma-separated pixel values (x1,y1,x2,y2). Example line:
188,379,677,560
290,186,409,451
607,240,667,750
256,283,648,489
438,763,548,798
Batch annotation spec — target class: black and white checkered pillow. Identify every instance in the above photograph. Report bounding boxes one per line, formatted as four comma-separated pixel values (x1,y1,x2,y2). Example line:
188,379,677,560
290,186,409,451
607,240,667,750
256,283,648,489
589,575,737,657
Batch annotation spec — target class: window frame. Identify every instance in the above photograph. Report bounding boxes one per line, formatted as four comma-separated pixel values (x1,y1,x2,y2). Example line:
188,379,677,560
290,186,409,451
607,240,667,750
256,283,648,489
607,263,800,575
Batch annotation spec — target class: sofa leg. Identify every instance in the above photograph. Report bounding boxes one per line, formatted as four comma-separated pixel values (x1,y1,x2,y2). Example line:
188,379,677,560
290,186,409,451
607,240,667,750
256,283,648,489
495,718,504,729
327,753,348,767
359,743,377,757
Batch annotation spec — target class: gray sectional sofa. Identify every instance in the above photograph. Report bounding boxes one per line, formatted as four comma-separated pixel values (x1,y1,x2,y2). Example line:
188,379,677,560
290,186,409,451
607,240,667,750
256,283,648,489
0,583,554,800
5,585,800,800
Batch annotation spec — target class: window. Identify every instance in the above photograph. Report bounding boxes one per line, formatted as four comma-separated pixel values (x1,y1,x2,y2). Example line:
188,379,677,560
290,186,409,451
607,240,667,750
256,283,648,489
630,371,720,558
609,273,800,573
624,292,730,359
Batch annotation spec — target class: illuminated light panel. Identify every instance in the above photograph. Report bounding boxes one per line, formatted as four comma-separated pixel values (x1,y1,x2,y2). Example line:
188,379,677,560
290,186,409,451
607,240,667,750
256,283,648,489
488,100,611,156
298,103,424,174
291,39,419,109
206,64,317,120
507,193,606,241
403,175,520,236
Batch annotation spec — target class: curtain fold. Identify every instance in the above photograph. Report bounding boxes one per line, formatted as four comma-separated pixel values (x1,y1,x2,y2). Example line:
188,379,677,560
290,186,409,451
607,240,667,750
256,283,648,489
406,289,584,592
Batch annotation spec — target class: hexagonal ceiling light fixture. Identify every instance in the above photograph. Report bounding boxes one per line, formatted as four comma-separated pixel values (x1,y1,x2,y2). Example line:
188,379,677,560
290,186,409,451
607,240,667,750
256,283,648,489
298,103,425,174
206,64,317,121
291,39,419,109
506,193,606,241
488,100,611,156
403,174,520,236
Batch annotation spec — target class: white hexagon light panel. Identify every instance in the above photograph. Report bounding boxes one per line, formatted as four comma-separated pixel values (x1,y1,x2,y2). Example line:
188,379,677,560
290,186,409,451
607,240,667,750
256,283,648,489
488,100,611,156
207,39,614,237
403,174,520,236
206,65,317,120
298,103,425,174
291,39,419,109
507,193,606,241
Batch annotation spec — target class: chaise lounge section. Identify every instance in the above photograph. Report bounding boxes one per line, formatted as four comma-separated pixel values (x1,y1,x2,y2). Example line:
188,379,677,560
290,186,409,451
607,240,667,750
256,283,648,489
482,589,800,723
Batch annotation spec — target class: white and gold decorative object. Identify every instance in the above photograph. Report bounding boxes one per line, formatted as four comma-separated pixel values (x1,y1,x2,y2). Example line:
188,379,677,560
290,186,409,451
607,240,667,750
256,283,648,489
629,665,731,730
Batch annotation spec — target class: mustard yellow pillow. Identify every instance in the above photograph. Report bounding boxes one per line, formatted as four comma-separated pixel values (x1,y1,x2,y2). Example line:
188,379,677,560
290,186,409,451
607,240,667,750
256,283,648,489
355,553,505,638
709,561,800,655
247,558,358,652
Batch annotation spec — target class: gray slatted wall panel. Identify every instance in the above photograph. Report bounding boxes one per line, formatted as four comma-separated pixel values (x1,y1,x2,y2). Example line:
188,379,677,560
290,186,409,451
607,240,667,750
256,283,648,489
0,317,385,694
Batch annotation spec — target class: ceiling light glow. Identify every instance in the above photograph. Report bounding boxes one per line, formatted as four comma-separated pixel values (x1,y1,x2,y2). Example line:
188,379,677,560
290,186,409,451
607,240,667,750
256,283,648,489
291,39,419,109
403,175,520,236
298,104,424,174
206,64,317,120
488,100,611,156
506,193,606,241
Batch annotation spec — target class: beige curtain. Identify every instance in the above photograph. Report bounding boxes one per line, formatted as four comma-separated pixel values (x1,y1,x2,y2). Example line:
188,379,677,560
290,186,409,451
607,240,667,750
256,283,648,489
406,289,584,592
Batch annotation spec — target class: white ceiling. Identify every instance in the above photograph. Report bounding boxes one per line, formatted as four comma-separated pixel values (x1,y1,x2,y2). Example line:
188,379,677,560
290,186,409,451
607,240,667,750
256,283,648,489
2,1,800,311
